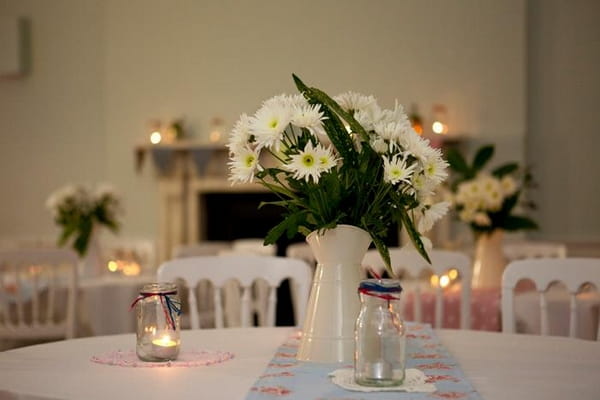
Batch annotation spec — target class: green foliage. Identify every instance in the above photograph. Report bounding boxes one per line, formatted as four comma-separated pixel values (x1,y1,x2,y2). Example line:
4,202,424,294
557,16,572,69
49,185,120,257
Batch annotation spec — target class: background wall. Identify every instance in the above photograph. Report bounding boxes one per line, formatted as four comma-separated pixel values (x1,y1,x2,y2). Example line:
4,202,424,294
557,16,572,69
527,0,600,242
0,0,106,239
1,0,597,248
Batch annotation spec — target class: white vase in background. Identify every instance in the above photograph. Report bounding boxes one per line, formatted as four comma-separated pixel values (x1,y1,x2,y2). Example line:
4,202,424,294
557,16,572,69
471,229,507,289
78,230,103,279
296,224,372,363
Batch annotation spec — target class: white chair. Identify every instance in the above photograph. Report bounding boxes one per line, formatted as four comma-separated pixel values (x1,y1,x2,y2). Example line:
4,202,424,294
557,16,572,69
502,258,600,340
173,241,232,258
503,240,567,262
0,248,78,342
218,239,276,256
157,255,311,329
286,242,316,268
363,248,472,329
172,242,233,328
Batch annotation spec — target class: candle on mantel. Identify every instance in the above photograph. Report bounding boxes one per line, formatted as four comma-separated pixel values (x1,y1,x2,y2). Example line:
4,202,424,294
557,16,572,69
151,334,179,360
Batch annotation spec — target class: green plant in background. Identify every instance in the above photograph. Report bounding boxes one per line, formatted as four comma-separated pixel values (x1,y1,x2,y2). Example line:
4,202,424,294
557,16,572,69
446,144,538,234
46,184,121,256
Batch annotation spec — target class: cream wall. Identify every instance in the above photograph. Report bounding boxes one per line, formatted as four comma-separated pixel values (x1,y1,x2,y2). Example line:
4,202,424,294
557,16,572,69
1,0,532,242
527,0,600,242
0,0,106,239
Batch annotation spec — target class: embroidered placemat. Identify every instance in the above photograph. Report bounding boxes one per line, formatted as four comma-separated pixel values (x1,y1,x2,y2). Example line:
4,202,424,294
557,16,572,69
245,323,482,399
90,349,234,368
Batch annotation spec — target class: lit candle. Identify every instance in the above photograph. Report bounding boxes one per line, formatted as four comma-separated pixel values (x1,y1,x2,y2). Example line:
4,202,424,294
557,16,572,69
151,334,179,360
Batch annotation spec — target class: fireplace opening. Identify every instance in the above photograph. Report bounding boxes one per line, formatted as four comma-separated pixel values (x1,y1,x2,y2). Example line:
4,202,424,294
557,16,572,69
202,192,304,255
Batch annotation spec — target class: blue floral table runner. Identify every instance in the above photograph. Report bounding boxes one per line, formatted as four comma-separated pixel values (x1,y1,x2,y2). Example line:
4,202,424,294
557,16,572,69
245,323,482,400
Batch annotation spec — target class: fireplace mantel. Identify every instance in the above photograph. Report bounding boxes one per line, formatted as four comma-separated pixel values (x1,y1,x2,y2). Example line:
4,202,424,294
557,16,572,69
135,141,268,262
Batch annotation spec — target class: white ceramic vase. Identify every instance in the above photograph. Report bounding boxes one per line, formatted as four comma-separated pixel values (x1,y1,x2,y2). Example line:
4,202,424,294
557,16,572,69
471,229,507,289
78,229,103,279
296,224,372,363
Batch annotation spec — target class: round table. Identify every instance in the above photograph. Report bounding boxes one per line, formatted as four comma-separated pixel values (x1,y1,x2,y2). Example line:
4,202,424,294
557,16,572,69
0,328,598,400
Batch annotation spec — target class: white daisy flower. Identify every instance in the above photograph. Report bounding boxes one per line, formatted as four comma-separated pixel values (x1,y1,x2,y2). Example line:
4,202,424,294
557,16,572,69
400,130,431,162
291,103,326,137
334,92,377,114
354,107,381,132
251,103,292,151
227,113,252,155
410,172,435,199
373,121,404,142
315,144,338,172
369,136,388,154
228,147,262,183
459,207,477,224
382,154,416,185
286,142,323,183
417,201,450,233
422,156,448,186
500,175,517,196
262,94,292,109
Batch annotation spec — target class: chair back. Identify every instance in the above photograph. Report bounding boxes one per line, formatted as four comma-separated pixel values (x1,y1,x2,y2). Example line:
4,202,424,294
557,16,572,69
0,248,78,340
173,242,232,258
228,239,276,256
503,241,567,262
502,257,600,340
157,255,311,329
363,248,472,329
286,242,316,268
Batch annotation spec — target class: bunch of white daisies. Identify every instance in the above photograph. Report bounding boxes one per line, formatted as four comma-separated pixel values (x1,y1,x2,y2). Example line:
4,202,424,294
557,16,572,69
227,75,450,267
446,143,538,235
453,174,518,228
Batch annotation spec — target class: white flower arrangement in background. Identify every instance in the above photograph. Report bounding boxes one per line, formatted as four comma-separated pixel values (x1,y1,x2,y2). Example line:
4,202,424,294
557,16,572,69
46,183,121,256
447,144,537,234
227,74,449,270
454,173,518,227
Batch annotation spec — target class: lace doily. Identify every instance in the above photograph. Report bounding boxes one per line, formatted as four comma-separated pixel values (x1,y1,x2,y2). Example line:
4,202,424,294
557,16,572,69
90,349,234,368
329,368,436,393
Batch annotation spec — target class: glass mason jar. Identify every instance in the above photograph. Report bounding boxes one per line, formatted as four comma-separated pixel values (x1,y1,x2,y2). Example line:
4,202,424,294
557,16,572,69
134,283,181,362
354,279,406,387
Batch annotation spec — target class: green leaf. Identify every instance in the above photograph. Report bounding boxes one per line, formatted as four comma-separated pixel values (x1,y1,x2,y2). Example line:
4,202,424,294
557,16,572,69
492,162,519,178
73,218,93,257
502,215,539,231
372,235,394,278
472,145,494,172
500,191,520,215
399,209,431,264
292,74,361,167
446,148,470,175
58,224,77,246
264,218,292,245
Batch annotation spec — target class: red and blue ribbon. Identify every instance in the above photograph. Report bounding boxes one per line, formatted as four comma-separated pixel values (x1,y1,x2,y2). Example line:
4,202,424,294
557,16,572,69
130,290,182,330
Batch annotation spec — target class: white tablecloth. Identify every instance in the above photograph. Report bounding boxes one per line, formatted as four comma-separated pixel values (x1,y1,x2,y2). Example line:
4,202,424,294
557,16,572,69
78,275,153,336
0,328,599,400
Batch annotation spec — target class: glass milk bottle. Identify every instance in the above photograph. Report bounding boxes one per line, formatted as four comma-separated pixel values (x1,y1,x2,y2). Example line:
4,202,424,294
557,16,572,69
354,279,406,386
134,283,181,361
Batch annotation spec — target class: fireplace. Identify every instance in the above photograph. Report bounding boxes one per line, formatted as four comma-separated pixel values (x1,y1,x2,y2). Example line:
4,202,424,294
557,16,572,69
201,192,304,256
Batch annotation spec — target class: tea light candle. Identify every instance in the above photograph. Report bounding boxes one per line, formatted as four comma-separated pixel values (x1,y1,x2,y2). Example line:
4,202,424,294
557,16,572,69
151,334,179,360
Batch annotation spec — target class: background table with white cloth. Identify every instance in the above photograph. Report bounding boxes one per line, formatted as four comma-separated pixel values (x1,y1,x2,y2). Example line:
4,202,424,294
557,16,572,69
78,275,153,336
